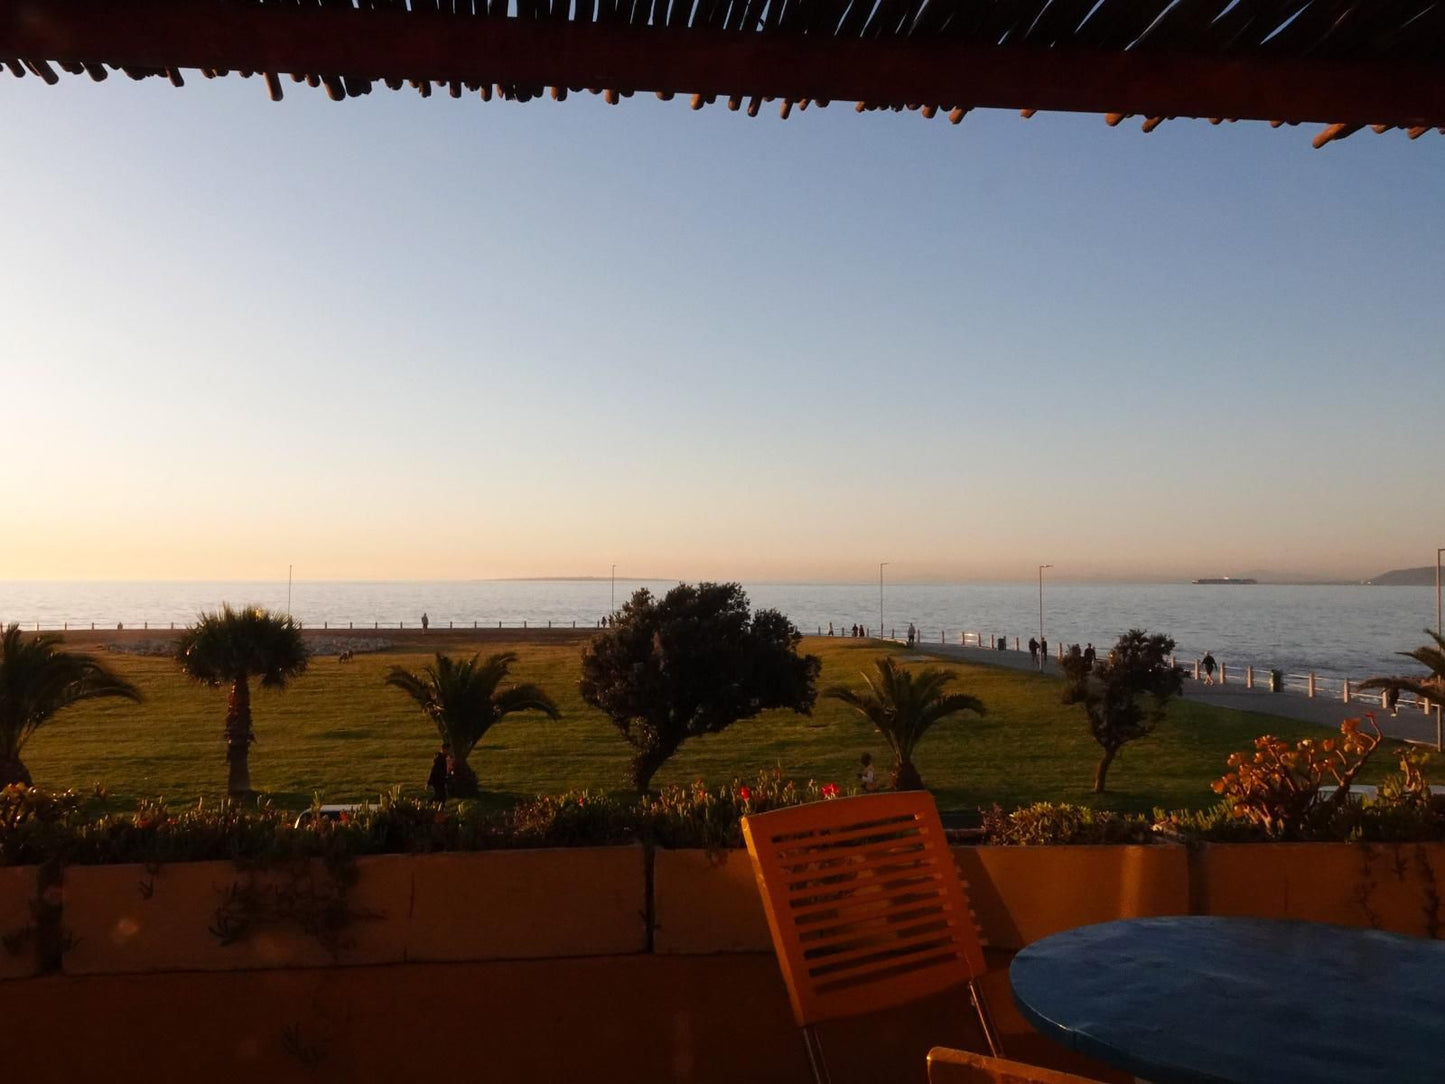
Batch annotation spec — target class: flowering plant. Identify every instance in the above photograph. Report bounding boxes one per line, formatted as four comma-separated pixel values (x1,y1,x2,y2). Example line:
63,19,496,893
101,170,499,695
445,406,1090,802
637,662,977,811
1211,716,1383,836
638,770,845,848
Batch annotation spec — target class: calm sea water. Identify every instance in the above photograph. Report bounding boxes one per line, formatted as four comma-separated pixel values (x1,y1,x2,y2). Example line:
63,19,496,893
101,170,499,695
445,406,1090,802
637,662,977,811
1,580,1439,682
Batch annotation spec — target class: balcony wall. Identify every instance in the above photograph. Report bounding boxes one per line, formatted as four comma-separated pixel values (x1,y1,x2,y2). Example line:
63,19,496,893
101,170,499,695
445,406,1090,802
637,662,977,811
0,842,1440,1082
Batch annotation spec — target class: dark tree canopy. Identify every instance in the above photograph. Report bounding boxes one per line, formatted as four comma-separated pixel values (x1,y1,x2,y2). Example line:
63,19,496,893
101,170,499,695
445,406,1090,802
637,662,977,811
579,583,821,792
1060,629,1182,794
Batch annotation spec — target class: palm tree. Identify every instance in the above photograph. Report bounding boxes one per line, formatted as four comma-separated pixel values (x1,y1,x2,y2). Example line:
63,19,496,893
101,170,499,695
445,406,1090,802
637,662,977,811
1359,628,1445,708
385,651,560,798
825,655,985,791
174,605,309,798
0,623,142,787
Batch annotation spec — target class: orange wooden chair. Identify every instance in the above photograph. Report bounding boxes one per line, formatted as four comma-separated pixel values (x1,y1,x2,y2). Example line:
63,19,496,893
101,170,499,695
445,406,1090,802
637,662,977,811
741,792,1001,1084
927,1047,1104,1083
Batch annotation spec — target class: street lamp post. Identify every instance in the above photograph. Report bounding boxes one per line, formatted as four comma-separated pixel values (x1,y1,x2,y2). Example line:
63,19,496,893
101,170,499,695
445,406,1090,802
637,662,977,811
1038,564,1053,671
879,562,890,640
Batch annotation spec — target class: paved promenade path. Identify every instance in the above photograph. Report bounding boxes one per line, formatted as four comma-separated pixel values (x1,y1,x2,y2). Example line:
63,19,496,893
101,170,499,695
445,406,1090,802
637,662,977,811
907,641,1444,748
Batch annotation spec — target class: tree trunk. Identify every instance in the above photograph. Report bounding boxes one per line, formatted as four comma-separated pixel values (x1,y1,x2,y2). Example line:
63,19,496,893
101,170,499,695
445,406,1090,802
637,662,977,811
629,742,675,794
0,755,32,789
450,752,480,798
892,758,925,791
1093,745,1119,794
225,676,254,799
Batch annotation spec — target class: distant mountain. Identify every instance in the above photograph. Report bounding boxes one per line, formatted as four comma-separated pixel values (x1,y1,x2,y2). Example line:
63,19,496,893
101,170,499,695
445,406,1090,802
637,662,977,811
1366,566,1439,587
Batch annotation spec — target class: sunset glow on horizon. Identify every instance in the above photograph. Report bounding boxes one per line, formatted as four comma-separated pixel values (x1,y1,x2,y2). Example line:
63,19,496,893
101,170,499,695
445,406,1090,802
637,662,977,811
2,78,1442,585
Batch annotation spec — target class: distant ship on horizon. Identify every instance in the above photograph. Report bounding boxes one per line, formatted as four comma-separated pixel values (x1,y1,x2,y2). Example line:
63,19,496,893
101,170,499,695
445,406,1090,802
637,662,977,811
1192,577,1259,585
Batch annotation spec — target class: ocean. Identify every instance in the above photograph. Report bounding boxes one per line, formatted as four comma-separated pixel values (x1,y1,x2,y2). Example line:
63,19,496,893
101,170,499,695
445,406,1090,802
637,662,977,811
1,580,1439,683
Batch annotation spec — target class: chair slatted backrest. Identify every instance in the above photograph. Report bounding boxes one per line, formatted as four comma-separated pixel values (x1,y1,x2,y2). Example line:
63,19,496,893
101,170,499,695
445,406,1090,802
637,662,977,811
742,792,987,1027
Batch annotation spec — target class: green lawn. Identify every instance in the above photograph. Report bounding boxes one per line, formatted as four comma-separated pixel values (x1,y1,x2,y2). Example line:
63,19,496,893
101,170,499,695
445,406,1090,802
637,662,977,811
20,636,1387,814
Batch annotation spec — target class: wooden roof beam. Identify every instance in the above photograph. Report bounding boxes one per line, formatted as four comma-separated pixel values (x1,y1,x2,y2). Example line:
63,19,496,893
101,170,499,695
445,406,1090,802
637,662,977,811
2,0,1443,127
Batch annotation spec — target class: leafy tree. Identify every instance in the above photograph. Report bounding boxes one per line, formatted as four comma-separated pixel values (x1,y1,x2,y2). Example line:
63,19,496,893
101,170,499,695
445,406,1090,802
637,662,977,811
385,651,560,798
0,623,142,787
825,655,985,790
579,583,821,793
1358,628,1445,709
1060,629,1182,794
174,605,309,798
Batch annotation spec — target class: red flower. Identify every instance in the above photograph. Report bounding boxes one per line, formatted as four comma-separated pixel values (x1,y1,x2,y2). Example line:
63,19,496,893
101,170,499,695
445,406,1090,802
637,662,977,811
821,783,840,799
578,797,587,808
338,812,350,824
738,785,752,802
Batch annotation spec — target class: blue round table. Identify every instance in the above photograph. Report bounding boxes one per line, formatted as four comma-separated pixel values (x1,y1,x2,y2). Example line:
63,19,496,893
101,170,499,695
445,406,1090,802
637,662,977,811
1009,916,1445,1084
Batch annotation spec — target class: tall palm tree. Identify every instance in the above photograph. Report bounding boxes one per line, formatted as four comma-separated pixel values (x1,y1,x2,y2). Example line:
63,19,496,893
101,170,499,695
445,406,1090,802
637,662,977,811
174,605,309,798
0,623,143,788
385,651,560,798
1359,628,1445,708
825,655,985,791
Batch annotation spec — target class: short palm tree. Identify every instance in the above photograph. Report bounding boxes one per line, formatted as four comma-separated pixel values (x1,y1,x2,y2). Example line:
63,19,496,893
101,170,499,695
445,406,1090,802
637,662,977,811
1359,628,1445,708
0,623,143,788
385,651,560,798
825,655,985,791
174,605,309,798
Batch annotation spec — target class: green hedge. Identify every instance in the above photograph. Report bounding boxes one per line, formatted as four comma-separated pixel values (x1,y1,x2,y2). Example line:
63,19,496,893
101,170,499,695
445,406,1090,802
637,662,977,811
4,773,1444,868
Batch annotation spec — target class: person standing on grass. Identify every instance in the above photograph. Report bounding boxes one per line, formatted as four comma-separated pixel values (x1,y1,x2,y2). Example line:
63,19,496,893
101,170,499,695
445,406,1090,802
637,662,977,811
1083,643,1096,669
421,612,430,632
428,745,450,803
1202,651,1217,686
858,752,877,792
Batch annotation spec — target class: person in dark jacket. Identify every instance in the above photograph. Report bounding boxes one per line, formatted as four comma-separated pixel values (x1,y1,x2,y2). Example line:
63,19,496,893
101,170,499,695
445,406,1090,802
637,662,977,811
428,745,450,804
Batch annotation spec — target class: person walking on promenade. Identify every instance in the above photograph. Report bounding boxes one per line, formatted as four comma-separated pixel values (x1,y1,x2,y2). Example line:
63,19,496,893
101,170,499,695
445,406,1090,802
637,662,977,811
851,624,859,638
1083,643,1096,669
907,622,916,647
828,622,834,636
421,612,430,632
1028,637,1039,664
428,745,450,804
1039,637,1048,662
1202,651,1217,686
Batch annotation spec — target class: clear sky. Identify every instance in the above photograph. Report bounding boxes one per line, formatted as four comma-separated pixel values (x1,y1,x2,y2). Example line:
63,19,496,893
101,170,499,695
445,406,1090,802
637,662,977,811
1,75,1442,583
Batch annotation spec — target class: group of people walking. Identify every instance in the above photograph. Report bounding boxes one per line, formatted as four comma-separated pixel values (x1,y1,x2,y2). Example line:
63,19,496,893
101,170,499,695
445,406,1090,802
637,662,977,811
1027,638,1099,669
826,623,872,638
